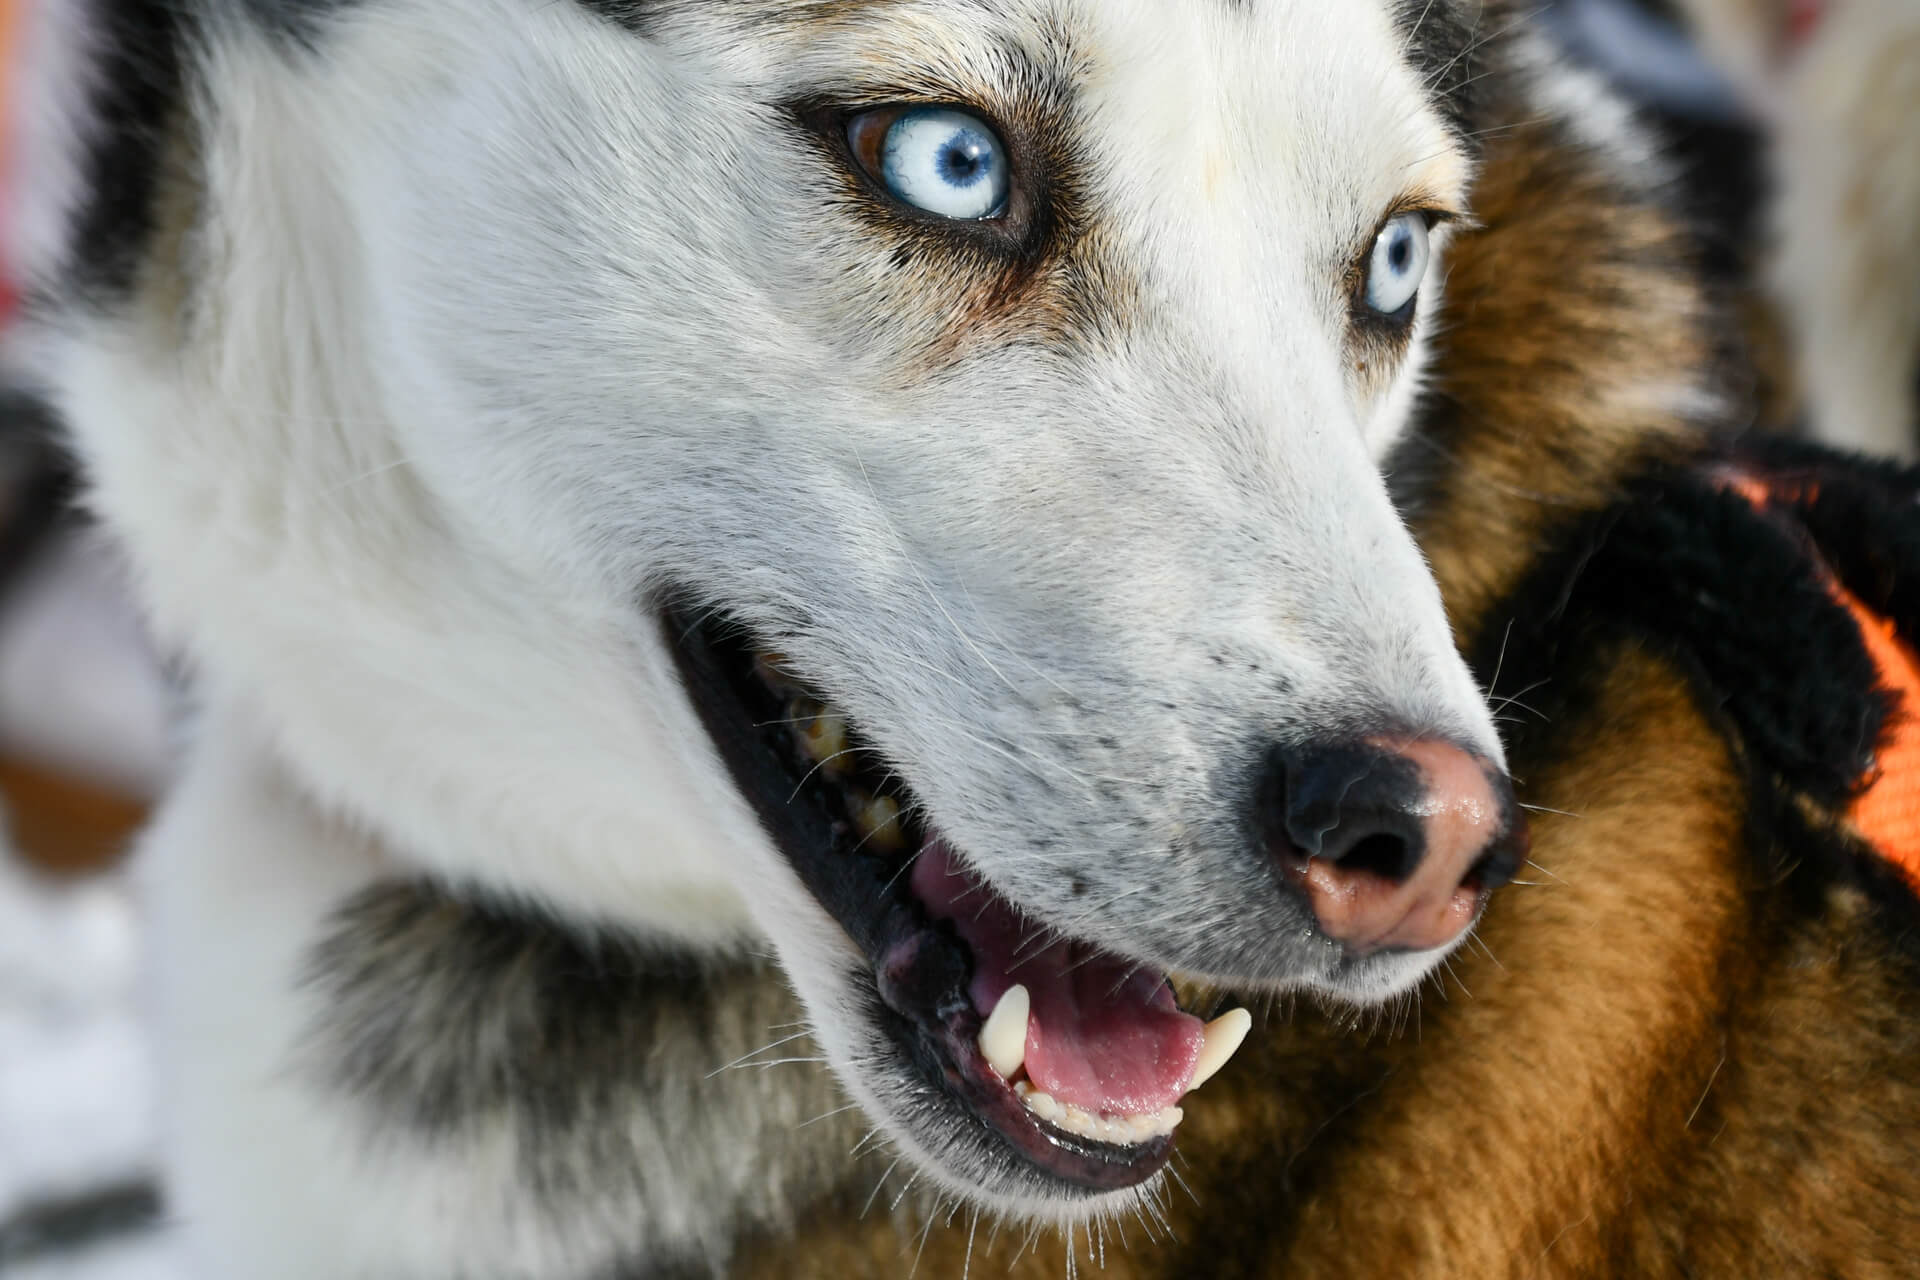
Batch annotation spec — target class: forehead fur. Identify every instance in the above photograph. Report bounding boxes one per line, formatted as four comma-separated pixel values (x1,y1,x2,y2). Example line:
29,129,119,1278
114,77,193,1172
618,0,1475,205
607,0,1473,371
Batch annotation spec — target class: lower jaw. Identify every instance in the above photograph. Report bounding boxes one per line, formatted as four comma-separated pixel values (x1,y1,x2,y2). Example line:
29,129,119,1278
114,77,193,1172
661,606,1204,1192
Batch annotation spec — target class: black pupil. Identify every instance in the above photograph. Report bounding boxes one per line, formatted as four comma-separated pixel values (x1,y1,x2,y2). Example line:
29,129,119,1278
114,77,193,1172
939,134,989,186
1388,228,1412,273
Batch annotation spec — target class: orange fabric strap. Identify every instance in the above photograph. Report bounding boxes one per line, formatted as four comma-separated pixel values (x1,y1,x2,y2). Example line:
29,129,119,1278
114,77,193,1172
1834,583,1920,892
1725,472,1920,893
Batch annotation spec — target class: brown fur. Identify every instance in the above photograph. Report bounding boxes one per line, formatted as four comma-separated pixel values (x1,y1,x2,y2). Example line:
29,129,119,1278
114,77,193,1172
722,30,1920,1280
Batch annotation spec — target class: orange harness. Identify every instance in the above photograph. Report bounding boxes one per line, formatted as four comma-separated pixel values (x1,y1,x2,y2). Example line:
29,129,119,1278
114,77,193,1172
1727,472,1920,893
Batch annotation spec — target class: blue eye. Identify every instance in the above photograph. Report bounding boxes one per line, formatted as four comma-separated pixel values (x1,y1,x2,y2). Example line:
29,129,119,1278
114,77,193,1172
850,107,1011,221
1364,213,1430,316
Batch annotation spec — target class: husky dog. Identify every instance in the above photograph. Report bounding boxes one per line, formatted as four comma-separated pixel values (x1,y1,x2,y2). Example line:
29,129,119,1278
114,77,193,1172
6,0,1535,1272
7,0,1915,1275
1670,0,1920,459
725,11,1920,1272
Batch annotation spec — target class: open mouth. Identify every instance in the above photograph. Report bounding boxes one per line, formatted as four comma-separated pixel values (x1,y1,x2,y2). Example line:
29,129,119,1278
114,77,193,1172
664,608,1252,1193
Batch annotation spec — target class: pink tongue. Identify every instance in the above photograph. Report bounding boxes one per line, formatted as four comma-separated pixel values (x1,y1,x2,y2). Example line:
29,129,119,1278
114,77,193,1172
911,842,1203,1116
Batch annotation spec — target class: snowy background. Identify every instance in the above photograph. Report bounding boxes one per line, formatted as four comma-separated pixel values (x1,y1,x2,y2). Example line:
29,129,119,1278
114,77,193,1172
0,524,179,1278
0,852,183,1278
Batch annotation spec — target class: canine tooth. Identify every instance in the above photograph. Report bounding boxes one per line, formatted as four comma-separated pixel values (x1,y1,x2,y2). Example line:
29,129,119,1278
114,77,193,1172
1187,1008,1253,1094
852,791,904,853
979,984,1030,1080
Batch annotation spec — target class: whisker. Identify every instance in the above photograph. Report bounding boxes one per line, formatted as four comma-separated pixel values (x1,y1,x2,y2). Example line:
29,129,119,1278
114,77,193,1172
860,1157,901,1219
704,1030,813,1078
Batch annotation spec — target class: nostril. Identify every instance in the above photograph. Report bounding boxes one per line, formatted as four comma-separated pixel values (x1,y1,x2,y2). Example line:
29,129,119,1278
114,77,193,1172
1264,741,1429,884
1463,818,1529,893
1339,831,1419,883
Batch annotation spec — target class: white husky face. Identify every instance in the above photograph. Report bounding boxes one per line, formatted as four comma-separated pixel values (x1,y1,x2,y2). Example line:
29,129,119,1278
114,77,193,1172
55,0,1513,1224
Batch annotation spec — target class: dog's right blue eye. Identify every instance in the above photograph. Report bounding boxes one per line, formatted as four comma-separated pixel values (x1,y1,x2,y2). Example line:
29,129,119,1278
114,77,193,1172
1364,213,1431,317
848,107,1011,221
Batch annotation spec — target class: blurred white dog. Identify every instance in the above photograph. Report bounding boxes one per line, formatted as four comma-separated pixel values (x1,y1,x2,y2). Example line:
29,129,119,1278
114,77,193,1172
1674,0,1920,459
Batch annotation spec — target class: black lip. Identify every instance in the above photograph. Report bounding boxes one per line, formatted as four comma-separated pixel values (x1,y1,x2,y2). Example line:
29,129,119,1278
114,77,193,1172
661,605,1173,1193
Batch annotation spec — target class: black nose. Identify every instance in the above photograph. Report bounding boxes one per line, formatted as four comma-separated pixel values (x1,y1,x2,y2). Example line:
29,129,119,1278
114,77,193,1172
1266,741,1428,878
1258,738,1525,952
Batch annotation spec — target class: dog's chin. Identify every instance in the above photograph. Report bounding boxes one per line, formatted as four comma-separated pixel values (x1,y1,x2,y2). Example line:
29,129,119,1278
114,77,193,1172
661,606,1231,1204
1313,944,1464,1005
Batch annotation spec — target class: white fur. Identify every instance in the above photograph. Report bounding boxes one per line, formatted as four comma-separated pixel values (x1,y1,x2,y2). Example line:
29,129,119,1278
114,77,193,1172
1676,0,1920,459
27,0,1540,1269
1770,1,1920,460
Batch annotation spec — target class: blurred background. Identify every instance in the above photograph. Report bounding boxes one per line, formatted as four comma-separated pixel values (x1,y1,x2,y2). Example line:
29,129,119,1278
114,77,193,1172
0,0,1913,1274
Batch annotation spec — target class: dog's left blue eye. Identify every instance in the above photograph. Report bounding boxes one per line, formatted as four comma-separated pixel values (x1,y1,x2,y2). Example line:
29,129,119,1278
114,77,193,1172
859,107,1010,221
1364,213,1430,317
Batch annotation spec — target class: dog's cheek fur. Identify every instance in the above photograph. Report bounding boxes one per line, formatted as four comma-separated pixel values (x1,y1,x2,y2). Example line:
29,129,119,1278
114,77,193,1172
51,6,789,950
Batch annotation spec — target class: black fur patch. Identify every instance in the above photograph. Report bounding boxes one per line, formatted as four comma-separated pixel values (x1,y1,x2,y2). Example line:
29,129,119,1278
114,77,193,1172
299,882,864,1268
1392,0,1486,149
1730,435,1920,644
232,0,355,46
1467,441,1920,931
567,0,664,36
1472,453,1887,811
305,884,792,1134
67,0,189,302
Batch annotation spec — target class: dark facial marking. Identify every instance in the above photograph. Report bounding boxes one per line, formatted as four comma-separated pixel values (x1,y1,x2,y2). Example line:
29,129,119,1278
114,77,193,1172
64,0,189,304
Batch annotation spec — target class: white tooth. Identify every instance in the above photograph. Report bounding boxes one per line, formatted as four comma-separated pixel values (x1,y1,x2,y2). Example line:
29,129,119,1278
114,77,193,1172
1187,1008,1254,1094
979,984,1030,1081
1009,1079,1191,1143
